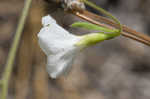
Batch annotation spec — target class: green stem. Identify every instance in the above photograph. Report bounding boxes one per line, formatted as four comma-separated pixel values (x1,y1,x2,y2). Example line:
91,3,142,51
0,0,32,99
0,80,2,85
105,32,121,40
75,1,123,48
82,0,122,33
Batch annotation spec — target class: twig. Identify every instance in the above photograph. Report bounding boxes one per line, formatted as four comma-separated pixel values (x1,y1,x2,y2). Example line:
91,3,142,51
72,10,150,46
82,0,122,33
0,0,32,99
0,80,2,85
82,10,150,43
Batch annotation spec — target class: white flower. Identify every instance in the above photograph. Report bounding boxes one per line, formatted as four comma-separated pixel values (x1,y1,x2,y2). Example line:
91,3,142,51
38,15,83,79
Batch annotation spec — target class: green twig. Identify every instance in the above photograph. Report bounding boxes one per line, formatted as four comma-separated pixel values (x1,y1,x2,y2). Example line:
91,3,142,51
72,0,123,47
82,0,122,33
0,0,32,99
0,79,3,85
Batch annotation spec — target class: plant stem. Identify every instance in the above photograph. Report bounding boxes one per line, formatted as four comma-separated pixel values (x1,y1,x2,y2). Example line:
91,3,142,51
73,10,150,46
82,0,122,33
0,0,32,99
0,80,2,85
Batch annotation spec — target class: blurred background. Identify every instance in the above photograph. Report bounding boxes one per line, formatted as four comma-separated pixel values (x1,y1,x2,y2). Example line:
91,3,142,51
0,0,150,99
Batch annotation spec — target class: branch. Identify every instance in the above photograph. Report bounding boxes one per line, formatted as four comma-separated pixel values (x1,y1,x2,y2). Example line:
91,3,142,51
0,79,2,85
72,10,150,46
0,0,32,99
82,0,122,33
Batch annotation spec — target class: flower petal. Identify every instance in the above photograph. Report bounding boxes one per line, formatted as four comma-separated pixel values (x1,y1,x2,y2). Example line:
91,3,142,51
46,47,79,78
38,15,82,78
38,15,81,55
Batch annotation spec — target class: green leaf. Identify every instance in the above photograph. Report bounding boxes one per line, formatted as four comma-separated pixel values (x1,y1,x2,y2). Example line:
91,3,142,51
71,22,118,33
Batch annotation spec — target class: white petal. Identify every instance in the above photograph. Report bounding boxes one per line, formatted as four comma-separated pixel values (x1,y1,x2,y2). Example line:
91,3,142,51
42,15,56,26
46,47,79,78
38,15,82,78
38,15,81,55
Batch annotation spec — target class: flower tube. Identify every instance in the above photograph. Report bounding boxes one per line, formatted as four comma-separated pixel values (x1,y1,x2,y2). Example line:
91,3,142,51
38,15,83,78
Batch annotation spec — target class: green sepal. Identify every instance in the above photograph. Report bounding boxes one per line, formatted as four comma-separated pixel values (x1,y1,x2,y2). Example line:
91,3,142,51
75,33,108,47
71,22,118,33
75,32,121,48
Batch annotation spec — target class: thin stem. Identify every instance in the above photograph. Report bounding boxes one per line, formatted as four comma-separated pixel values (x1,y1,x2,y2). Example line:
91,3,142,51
0,0,32,99
82,0,122,33
83,10,150,43
0,80,2,85
72,10,150,46
105,32,121,40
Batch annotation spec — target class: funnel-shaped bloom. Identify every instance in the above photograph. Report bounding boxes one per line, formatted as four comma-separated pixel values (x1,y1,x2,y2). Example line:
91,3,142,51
38,15,120,79
38,15,83,78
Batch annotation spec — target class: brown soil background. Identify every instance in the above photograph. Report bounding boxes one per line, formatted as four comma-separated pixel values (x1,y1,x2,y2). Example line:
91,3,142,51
0,0,150,99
